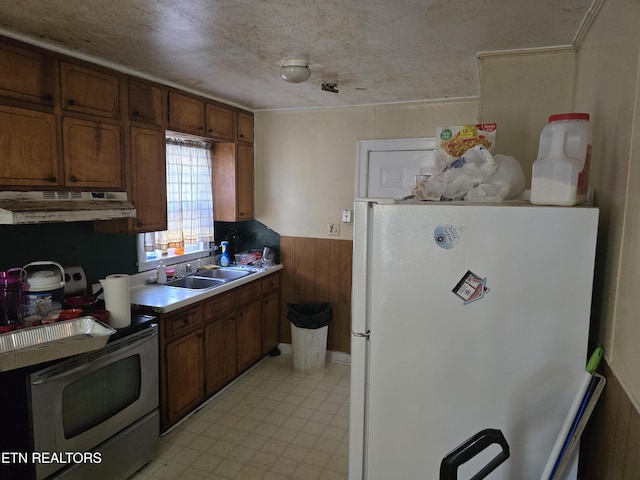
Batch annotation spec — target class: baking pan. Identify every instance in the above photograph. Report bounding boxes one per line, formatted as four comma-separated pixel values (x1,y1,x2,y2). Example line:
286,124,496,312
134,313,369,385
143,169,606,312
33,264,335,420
0,316,116,371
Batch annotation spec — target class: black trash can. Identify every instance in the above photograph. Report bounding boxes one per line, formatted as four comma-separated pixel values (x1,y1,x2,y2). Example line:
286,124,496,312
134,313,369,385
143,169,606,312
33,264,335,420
287,303,332,373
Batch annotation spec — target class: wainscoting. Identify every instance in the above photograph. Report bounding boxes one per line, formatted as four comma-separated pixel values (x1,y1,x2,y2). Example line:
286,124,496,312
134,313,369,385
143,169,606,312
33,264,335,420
279,236,353,354
580,361,640,479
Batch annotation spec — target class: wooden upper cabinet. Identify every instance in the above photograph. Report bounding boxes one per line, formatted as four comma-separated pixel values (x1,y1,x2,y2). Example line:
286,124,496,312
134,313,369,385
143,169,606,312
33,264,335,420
0,105,60,186
129,126,166,232
237,111,254,145
60,61,120,118
237,144,255,220
212,143,254,221
168,91,205,135
128,79,163,126
0,43,55,106
62,117,123,189
205,102,235,141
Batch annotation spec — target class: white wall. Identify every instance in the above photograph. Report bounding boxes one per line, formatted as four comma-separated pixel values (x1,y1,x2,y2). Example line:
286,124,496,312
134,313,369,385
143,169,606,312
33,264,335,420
478,48,577,186
473,0,640,410
254,99,479,240
572,0,640,409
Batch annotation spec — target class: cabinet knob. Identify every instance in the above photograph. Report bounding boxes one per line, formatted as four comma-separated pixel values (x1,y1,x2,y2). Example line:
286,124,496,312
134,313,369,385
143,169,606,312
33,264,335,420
42,93,53,102
47,175,57,183
198,125,204,131
132,110,140,117
69,175,78,183
66,99,76,106
239,133,245,138
136,220,144,228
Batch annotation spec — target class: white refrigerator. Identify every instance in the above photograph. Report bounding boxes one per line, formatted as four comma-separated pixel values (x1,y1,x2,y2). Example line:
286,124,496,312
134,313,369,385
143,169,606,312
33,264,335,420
349,198,599,480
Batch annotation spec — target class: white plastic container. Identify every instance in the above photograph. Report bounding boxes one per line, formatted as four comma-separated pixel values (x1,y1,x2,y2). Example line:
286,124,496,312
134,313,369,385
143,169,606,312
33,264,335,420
23,261,65,307
530,113,592,206
291,323,328,374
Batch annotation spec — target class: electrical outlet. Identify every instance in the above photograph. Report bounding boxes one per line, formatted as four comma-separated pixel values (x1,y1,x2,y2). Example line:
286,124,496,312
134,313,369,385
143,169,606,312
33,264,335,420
328,223,340,236
342,209,352,223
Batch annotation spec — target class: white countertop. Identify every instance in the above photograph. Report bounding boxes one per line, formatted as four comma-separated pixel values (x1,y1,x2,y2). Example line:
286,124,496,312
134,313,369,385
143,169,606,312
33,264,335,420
130,264,283,314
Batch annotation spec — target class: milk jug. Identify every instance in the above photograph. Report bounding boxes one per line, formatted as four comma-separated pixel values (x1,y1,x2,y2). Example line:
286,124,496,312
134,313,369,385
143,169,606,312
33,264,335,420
530,113,592,206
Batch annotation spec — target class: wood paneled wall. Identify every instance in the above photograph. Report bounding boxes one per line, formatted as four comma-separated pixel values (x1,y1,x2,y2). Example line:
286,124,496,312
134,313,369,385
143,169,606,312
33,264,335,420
279,236,352,354
580,361,640,478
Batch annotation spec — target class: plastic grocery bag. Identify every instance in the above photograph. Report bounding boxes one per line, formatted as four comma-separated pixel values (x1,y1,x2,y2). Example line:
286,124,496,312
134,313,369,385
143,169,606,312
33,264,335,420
466,154,525,202
412,146,524,202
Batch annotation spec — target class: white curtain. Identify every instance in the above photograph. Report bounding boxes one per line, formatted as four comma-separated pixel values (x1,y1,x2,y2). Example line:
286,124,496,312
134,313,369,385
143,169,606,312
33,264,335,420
144,138,214,252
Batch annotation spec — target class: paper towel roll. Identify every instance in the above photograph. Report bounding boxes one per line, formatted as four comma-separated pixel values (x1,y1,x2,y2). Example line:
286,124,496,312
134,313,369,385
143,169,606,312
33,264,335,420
101,274,131,328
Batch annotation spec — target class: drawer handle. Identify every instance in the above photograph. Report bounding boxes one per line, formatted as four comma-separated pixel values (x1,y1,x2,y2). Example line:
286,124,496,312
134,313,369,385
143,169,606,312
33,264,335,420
67,98,76,106
69,175,78,183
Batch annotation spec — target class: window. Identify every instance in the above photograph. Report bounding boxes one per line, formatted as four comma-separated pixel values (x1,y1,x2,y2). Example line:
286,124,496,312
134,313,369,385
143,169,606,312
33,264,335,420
137,137,214,271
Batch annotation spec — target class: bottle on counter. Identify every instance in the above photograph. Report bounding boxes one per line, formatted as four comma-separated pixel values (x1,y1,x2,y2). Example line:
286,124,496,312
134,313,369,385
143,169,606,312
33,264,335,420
156,262,167,284
220,241,231,267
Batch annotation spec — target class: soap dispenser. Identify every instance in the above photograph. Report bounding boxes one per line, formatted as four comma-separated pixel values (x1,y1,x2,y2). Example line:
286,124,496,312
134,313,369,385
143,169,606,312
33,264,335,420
220,241,231,267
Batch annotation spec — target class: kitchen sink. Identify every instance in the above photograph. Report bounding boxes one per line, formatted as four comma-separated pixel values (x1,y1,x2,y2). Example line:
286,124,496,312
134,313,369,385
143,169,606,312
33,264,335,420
194,268,250,281
165,277,226,289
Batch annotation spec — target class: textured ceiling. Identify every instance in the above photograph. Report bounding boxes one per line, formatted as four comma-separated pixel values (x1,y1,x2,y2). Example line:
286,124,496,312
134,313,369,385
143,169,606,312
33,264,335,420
0,0,594,111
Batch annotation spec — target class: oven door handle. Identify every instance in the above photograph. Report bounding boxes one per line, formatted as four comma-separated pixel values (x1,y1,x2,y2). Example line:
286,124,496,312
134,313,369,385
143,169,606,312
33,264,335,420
31,328,157,385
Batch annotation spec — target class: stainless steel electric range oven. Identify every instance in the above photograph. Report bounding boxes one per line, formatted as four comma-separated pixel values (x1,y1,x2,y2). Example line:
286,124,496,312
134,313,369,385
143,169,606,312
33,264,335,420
0,314,159,480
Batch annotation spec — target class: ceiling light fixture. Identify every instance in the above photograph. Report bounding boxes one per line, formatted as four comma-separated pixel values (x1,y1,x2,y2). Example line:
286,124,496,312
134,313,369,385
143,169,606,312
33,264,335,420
281,59,311,83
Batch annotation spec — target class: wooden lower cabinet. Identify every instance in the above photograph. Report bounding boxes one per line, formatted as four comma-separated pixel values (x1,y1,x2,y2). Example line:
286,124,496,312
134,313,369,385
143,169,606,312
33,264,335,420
262,274,281,353
237,299,262,372
159,271,281,432
165,329,204,424
204,291,237,396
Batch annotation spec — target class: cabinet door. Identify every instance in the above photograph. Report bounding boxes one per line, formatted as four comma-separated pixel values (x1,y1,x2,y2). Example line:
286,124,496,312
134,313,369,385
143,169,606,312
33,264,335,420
62,117,123,188
237,111,254,145
237,300,262,372
130,127,167,232
168,91,205,135
205,103,235,141
165,331,204,425
60,62,120,118
0,43,55,105
129,79,163,126
204,313,237,396
237,144,255,220
0,106,60,187
262,289,280,354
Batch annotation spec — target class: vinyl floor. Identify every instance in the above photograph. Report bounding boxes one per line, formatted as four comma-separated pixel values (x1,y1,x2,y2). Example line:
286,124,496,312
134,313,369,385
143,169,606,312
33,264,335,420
131,354,350,480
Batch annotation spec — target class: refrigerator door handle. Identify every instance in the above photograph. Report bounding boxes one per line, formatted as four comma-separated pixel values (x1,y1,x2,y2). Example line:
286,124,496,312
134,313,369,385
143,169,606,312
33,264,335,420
352,330,371,338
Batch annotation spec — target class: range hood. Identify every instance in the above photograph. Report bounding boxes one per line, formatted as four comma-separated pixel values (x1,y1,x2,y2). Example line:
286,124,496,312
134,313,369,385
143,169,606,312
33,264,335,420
0,191,136,224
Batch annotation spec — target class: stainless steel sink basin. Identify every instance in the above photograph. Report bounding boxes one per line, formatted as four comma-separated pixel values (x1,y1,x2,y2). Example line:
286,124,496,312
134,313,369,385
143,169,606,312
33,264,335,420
165,277,225,289
194,268,250,281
